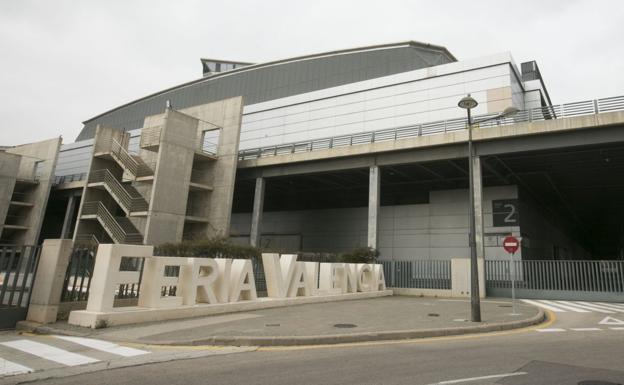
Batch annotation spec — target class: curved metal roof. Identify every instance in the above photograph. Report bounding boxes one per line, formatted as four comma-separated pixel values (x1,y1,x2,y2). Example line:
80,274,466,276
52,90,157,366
76,41,456,140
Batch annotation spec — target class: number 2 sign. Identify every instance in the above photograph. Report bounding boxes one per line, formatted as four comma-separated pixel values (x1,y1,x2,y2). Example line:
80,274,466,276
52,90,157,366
492,199,519,227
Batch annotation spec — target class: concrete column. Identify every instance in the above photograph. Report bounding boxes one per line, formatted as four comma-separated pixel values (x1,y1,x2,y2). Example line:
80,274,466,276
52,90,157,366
471,155,486,261
249,177,265,247
26,239,74,324
367,165,380,249
60,194,77,239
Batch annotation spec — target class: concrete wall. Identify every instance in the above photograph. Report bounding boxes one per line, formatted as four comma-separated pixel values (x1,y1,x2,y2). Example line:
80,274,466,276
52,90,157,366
143,109,197,244
0,152,20,239
231,185,519,260
175,96,243,239
4,138,61,244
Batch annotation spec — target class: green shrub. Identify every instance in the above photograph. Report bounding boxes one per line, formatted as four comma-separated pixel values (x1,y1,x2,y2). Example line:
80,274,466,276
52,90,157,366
337,247,379,264
155,237,261,259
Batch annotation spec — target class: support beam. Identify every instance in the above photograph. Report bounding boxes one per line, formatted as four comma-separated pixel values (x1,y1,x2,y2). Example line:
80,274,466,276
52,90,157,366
368,165,380,249
60,194,77,239
250,177,265,247
471,155,485,261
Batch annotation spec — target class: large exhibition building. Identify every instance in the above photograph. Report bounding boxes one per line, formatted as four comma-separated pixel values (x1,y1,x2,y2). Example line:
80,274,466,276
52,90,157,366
3,40,624,262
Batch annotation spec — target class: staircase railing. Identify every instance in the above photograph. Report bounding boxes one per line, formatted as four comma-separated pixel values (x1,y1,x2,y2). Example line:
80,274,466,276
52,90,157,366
110,138,153,178
89,169,149,213
81,202,143,244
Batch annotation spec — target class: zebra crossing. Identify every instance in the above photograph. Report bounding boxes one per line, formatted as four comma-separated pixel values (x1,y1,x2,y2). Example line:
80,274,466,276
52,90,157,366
0,335,150,377
521,299,624,314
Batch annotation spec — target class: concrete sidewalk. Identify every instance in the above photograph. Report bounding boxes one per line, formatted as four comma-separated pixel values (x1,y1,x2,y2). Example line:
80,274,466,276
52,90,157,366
19,296,545,346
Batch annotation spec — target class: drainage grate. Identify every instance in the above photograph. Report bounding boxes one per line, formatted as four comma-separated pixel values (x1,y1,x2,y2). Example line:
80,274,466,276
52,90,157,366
334,323,357,328
265,323,280,327
499,305,513,308
428,313,440,317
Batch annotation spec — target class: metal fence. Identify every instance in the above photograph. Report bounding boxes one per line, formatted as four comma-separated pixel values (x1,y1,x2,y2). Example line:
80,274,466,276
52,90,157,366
0,245,41,328
60,245,97,302
238,95,624,161
486,260,624,301
382,260,452,290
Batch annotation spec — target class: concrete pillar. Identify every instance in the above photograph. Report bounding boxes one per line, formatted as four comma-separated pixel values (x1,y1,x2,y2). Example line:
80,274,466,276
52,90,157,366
451,258,486,298
60,194,77,239
471,156,485,261
26,239,74,324
368,165,380,249
250,177,265,247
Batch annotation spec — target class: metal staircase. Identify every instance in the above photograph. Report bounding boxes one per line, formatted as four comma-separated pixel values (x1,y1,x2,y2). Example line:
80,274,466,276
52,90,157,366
88,169,149,214
109,138,154,179
80,202,143,244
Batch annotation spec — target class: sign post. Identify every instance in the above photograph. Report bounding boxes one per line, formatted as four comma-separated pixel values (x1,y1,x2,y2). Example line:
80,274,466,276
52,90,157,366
503,235,520,315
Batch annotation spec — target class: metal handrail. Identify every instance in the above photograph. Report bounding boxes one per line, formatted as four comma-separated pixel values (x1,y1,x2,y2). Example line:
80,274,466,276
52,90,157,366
54,173,87,185
81,201,142,244
238,95,624,161
74,233,99,246
110,138,153,178
88,169,148,213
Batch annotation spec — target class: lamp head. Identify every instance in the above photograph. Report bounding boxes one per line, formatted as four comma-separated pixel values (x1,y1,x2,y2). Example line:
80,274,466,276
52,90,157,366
458,94,478,110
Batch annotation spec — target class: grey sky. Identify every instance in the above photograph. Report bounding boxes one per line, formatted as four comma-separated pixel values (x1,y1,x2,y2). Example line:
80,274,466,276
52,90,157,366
1,0,623,146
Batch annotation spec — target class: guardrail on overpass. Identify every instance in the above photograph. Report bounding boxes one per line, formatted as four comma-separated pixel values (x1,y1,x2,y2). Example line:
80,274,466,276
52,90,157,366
238,95,624,161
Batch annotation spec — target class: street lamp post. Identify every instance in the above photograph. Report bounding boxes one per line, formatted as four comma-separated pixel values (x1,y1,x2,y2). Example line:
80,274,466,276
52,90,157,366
458,94,518,323
458,94,481,322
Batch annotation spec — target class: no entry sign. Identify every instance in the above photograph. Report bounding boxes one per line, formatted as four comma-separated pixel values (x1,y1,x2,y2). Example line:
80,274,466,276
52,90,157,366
503,236,520,254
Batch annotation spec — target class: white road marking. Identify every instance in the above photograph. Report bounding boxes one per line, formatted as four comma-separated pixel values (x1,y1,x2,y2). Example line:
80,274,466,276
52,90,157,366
598,316,624,325
0,358,33,376
539,300,590,313
610,327,624,330
536,328,566,332
592,302,624,312
556,301,615,313
427,372,527,384
0,340,99,366
521,299,566,312
54,336,149,357
570,328,602,331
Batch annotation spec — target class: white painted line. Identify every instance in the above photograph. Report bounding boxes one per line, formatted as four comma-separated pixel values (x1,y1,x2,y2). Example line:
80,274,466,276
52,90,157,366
556,301,615,313
539,300,590,313
536,328,566,332
575,302,623,312
609,327,624,330
570,328,602,331
54,336,149,357
598,316,624,325
427,371,527,384
0,358,33,376
521,299,566,312
0,340,99,366
593,302,624,312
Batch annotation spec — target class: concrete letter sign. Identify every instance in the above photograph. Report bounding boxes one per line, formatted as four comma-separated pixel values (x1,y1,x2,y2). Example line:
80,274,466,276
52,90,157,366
287,260,312,297
138,257,185,308
229,259,257,302
85,244,153,313
374,264,386,291
319,263,345,294
214,259,233,303
343,264,359,293
262,253,297,298
357,264,375,292
181,258,219,305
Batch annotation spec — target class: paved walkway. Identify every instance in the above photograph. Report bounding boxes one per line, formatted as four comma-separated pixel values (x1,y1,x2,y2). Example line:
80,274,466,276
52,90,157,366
21,296,543,346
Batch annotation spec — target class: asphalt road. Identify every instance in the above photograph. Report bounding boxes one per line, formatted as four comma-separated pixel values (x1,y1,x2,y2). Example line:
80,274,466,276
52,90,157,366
4,300,624,385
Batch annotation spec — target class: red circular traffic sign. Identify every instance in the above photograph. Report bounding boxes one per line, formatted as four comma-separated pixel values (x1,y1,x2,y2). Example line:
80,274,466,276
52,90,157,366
503,236,520,254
